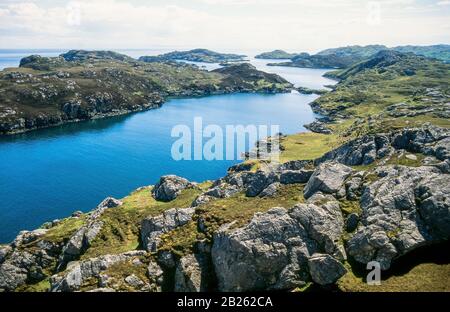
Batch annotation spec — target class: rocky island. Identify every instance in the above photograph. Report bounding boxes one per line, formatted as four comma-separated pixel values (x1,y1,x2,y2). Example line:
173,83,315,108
1,49,448,292
255,50,299,59
265,44,450,69
138,48,247,63
0,50,291,135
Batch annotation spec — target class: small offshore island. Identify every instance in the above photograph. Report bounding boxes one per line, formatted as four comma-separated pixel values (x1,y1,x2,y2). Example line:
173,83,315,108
0,45,449,293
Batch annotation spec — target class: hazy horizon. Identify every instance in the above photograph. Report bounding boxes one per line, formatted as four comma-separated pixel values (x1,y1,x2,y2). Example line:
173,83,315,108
1,0,449,54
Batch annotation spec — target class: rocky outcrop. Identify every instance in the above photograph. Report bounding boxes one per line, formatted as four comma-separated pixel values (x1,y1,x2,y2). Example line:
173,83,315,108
212,203,345,291
0,229,61,291
347,165,450,270
152,175,196,202
50,250,151,292
141,208,195,252
57,197,122,269
303,162,353,199
316,125,449,166
304,121,332,134
174,254,213,292
245,171,279,197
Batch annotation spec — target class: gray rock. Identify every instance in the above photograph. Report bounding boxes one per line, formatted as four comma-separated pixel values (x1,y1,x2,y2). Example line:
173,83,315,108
191,194,214,207
345,176,363,200
0,262,28,291
125,274,145,288
391,124,449,157
308,254,347,285
141,207,195,252
259,182,281,197
51,250,147,292
245,171,279,197
0,246,12,263
204,183,240,198
174,254,212,292
316,134,391,166
58,197,122,268
212,203,345,291
304,162,353,199
278,160,313,171
280,169,313,184
147,260,164,289
304,121,332,134
347,165,450,270
345,213,359,232
152,175,195,201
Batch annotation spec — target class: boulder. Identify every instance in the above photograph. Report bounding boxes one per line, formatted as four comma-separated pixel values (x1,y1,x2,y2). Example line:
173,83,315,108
303,162,353,199
347,165,450,270
307,254,347,285
141,207,195,252
245,171,279,197
174,254,212,292
125,274,145,289
280,169,313,184
204,183,240,198
152,175,195,202
212,204,345,291
191,194,214,207
345,213,359,232
259,182,281,198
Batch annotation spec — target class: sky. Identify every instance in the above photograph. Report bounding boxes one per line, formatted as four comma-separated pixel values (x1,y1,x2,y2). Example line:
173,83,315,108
0,0,449,53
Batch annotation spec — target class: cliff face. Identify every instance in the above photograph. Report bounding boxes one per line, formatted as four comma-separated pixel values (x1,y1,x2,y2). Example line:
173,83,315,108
0,51,291,135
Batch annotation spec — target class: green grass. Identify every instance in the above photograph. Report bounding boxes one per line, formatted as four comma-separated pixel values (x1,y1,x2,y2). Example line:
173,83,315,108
280,132,344,162
81,185,208,259
17,279,50,292
42,216,86,243
338,262,450,292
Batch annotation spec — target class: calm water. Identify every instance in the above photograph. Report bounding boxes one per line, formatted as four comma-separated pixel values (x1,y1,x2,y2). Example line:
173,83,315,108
0,49,335,242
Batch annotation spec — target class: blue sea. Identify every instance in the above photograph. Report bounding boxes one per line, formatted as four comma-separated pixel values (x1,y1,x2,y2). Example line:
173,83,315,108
0,49,335,242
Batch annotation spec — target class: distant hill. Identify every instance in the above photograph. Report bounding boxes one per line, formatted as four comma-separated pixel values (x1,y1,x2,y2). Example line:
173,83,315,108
268,53,357,69
316,45,387,58
266,44,450,69
392,44,450,63
255,50,298,59
139,49,246,64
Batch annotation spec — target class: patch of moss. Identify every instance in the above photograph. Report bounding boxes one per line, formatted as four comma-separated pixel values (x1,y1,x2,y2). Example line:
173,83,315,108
159,221,202,258
17,279,50,292
339,200,362,216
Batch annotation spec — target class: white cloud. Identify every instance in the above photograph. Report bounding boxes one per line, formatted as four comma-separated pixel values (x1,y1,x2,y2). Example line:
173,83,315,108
0,0,448,51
